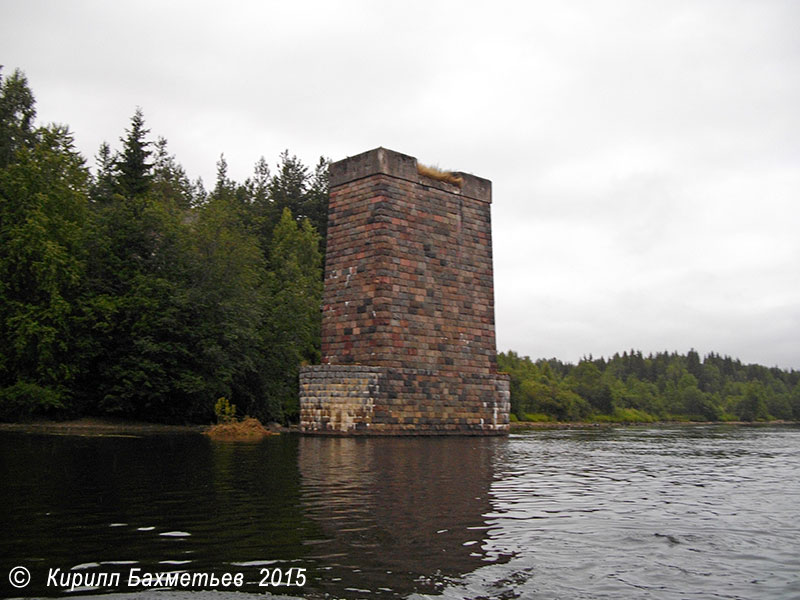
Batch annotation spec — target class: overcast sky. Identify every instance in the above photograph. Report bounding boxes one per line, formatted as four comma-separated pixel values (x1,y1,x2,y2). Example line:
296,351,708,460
2,0,798,369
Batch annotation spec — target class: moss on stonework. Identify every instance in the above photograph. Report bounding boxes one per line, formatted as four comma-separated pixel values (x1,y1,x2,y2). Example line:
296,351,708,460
417,163,464,188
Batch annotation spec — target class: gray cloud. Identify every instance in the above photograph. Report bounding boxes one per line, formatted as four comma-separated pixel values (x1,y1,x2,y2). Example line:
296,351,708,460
2,0,798,367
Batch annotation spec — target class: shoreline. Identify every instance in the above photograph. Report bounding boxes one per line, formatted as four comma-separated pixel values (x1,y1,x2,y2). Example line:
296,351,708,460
0,417,797,436
0,417,292,436
509,419,800,430
0,417,211,436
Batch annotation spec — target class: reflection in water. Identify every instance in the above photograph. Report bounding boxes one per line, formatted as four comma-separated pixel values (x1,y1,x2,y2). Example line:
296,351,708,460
0,433,312,597
0,432,504,598
3,426,798,600
297,437,506,595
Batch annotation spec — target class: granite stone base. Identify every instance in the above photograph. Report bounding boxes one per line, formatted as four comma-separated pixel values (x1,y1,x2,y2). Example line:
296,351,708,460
300,364,510,435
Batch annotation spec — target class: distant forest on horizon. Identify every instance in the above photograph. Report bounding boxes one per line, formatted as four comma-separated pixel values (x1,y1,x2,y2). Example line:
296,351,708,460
2,67,798,425
499,349,800,423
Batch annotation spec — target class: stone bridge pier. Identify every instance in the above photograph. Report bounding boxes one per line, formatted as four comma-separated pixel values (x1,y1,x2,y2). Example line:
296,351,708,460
299,147,509,434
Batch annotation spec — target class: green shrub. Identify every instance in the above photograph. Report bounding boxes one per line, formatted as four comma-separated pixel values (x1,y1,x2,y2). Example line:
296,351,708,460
0,381,64,421
214,397,237,423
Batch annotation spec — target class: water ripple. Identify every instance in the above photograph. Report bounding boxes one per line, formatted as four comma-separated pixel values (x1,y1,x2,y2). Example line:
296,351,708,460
419,425,800,600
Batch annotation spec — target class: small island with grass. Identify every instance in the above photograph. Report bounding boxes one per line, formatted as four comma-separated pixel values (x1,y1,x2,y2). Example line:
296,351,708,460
204,397,275,440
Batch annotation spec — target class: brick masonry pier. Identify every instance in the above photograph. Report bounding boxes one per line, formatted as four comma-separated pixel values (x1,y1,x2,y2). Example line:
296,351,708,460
299,147,509,434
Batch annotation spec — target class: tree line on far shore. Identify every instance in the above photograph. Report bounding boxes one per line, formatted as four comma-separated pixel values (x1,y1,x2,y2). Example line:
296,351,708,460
498,349,800,423
2,67,799,426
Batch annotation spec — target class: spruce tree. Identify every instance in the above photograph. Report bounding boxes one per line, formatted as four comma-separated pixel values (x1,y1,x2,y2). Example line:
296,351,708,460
304,156,330,243
213,153,234,198
0,68,37,168
90,142,116,203
268,150,308,219
114,107,152,199
152,137,194,209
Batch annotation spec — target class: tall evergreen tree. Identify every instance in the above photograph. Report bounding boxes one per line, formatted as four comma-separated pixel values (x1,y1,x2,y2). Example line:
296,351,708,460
213,153,234,199
151,137,195,209
303,156,331,244
114,107,152,199
268,150,308,219
246,156,271,206
0,68,37,168
687,348,703,380
89,141,116,204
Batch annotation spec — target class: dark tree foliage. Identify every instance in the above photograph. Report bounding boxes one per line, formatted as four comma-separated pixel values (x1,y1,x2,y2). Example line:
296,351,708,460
213,153,234,199
268,150,308,219
0,70,329,424
90,142,116,204
0,125,89,419
114,107,153,199
303,156,331,242
0,68,37,168
260,208,322,419
498,349,800,423
151,137,196,209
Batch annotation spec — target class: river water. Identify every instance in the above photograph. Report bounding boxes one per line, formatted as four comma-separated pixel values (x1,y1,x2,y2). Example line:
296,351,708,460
1,425,798,599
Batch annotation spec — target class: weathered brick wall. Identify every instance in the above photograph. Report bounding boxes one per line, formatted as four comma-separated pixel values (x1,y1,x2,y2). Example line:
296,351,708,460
300,147,509,435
